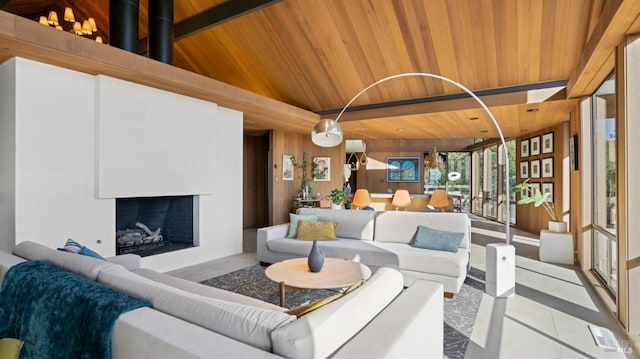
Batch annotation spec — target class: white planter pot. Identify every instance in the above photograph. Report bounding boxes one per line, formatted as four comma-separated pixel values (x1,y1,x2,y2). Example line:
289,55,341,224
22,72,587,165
548,221,568,233
539,230,574,264
331,203,342,210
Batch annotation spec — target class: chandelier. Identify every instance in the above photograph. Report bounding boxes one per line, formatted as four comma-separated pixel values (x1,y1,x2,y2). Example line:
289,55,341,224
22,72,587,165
424,146,442,168
38,7,104,43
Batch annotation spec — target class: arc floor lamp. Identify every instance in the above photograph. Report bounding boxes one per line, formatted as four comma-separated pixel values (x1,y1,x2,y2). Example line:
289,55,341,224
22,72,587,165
311,73,514,297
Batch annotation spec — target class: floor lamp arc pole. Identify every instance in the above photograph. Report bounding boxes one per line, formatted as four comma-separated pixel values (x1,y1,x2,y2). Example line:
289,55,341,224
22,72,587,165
317,72,511,244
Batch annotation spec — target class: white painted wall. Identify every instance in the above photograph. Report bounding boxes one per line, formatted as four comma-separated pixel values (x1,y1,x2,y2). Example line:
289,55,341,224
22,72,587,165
0,59,16,253
96,75,218,198
0,57,243,272
12,58,114,251
142,107,244,271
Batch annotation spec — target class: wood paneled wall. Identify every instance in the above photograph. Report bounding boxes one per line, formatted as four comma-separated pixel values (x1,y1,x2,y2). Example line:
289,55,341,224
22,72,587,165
269,130,345,225
515,121,571,234
351,138,473,195
356,151,424,194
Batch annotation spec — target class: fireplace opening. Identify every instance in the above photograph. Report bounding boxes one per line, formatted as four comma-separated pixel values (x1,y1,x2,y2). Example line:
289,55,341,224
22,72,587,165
116,195,195,257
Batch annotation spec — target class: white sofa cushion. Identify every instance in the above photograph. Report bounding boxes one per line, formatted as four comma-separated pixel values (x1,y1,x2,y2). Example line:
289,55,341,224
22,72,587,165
0,251,26,285
297,208,375,241
271,266,404,359
372,242,469,278
374,211,471,249
113,307,283,359
13,241,112,281
98,264,295,351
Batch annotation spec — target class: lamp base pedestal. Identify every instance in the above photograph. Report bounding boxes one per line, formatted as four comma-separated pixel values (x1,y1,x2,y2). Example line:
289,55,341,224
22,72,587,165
485,243,515,298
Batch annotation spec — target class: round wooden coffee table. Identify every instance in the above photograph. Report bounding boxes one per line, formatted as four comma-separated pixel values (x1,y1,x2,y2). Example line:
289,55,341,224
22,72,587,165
265,257,371,307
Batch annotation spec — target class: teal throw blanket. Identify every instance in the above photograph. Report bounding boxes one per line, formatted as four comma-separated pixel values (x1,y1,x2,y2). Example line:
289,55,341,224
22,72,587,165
0,261,151,359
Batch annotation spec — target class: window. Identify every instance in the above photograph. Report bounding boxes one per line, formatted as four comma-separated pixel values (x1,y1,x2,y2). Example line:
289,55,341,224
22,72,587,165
424,151,471,212
592,72,617,294
470,140,515,222
473,149,484,215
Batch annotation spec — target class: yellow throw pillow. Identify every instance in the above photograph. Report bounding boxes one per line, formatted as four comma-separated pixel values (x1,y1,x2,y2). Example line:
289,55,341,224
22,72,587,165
286,280,363,318
0,338,24,359
295,221,338,241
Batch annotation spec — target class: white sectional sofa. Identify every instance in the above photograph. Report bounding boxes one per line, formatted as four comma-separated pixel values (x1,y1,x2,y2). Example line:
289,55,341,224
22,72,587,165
258,208,472,295
0,241,444,358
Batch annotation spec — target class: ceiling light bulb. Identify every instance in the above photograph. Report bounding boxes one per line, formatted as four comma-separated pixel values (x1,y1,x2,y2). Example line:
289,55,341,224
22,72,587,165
39,16,49,25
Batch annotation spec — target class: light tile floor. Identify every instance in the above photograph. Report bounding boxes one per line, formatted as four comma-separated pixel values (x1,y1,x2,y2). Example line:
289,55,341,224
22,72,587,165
168,224,639,358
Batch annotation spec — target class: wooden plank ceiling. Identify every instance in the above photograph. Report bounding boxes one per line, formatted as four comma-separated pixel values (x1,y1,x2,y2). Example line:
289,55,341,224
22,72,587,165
2,0,602,140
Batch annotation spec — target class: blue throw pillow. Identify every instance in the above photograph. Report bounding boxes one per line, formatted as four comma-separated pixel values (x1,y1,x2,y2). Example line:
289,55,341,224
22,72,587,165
287,214,318,238
58,238,106,261
411,225,464,253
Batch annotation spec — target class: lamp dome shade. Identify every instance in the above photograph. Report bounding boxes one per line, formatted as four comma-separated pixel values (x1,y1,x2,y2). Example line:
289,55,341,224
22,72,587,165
311,119,343,147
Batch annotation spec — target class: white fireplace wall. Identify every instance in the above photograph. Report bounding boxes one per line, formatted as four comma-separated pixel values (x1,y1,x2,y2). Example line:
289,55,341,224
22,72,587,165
96,75,218,198
0,57,243,272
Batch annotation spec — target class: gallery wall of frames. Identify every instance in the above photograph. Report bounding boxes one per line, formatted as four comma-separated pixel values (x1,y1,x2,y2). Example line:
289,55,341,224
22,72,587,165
516,122,570,234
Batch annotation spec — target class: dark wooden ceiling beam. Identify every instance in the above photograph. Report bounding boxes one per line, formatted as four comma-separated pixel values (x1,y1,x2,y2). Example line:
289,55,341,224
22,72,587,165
317,80,568,122
174,0,282,41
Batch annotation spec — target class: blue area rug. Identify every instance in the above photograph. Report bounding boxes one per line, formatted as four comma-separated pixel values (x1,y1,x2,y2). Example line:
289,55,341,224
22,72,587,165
201,264,485,359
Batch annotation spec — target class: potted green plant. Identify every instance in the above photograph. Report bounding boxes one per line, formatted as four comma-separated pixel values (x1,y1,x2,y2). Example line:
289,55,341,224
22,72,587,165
290,153,312,199
329,188,345,209
512,178,566,232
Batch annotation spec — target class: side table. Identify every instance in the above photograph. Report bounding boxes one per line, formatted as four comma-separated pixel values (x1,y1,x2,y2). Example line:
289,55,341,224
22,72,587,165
265,257,371,307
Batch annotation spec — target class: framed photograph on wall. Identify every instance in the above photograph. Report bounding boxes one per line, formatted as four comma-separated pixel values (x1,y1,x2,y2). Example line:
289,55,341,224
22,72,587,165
313,157,330,181
531,182,541,197
542,183,554,203
519,161,529,179
542,132,554,154
530,136,541,156
520,139,530,158
530,159,541,178
282,155,294,181
386,157,421,182
542,157,554,178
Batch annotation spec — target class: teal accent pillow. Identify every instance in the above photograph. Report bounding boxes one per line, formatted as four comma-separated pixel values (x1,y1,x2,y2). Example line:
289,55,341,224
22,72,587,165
58,238,106,261
287,214,318,238
411,225,464,253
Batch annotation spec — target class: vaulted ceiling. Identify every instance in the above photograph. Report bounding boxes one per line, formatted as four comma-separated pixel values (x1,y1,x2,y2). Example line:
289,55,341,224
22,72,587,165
3,0,640,141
